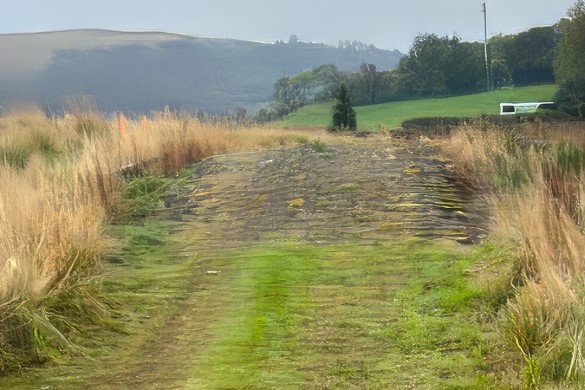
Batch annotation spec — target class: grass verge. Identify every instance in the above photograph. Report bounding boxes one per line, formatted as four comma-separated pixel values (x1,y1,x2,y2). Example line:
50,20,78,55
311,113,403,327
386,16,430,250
440,120,585,387
2,232,516,387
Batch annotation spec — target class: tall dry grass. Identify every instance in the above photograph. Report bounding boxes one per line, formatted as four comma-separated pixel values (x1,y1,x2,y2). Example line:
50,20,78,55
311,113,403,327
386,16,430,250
113,109,309,174
442,120,585,385
0,107,311,370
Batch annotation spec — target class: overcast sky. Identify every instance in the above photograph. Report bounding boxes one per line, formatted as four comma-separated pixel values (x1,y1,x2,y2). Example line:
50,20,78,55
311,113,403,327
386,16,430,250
0,0,577,52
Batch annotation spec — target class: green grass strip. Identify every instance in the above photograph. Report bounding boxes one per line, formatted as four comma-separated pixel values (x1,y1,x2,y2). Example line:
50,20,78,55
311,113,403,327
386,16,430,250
188,239,497,388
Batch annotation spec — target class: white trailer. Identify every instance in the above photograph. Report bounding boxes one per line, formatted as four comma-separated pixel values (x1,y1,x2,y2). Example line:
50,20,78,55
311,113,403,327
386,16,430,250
499,102,556,115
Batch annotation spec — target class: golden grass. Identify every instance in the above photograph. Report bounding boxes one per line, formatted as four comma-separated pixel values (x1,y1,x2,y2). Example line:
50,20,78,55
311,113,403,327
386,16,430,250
0,123,107,305
441,120,585,385
0,108,313,370
0,108,312,303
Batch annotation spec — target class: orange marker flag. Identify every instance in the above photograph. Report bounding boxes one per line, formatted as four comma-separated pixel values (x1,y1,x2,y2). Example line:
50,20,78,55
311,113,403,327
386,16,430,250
118,112,127,136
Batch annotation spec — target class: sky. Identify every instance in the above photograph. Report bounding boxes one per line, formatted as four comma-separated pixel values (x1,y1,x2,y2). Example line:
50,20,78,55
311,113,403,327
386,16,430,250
0,0,577,53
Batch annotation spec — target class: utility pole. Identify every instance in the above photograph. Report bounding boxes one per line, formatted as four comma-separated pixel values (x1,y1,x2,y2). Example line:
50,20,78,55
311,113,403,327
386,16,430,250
482,3,490,91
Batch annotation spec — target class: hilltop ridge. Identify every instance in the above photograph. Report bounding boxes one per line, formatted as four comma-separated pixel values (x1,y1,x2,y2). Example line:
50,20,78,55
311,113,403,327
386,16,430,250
0,29,402,114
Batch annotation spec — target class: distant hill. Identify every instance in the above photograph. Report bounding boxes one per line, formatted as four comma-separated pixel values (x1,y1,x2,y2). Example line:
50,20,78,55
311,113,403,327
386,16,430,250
0,29,402,114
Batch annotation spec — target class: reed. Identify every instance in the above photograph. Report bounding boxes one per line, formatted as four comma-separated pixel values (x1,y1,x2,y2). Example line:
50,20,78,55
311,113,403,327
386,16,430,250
0,108,311,371
442,120,585,386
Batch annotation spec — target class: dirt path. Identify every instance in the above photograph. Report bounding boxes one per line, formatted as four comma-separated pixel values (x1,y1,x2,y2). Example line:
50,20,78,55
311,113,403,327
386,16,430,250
171,135,484,246
5,135,492,389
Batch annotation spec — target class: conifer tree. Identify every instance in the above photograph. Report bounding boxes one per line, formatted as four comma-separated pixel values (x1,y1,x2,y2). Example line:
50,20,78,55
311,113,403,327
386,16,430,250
331,84,357,130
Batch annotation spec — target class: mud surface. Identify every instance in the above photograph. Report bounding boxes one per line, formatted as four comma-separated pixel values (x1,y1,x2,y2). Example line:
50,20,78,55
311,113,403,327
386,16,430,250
166,136,486,246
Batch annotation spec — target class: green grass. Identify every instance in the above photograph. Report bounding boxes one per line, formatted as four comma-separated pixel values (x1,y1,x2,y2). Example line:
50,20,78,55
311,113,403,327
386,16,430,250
185,239,506,388
116,175,168,221
5,236,506,388
0,206,516,388
278,84,558,130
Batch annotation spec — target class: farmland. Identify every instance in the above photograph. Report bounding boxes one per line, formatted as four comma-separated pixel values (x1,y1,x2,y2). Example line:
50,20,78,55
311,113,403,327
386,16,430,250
279,84,558,130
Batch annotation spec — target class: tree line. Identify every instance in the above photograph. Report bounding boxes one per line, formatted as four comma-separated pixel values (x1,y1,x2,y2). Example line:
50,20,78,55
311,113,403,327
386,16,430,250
258,3,585,122
555,0,585,117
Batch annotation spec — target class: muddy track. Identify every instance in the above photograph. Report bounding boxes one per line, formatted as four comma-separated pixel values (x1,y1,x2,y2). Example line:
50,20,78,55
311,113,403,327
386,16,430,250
5,135,490,389
165,136,486,247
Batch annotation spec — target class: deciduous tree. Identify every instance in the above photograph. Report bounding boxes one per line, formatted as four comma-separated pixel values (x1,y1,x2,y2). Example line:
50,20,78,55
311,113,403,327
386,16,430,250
555,0,585,117
360,63,378,105
392,34,484,98
503,26,558,86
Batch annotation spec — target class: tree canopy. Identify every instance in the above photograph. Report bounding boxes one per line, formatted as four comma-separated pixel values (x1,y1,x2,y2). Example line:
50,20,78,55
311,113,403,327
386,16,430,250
490,26,560,87
260,16,569,123
272,64,341,114
555,0,585,117
393,34,485,98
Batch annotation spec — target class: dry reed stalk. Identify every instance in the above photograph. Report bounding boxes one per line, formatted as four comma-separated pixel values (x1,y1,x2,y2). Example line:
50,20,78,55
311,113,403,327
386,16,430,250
0,161,107,304
0,109,312,307
524,121,585,149
0,111,110,304
109,113,309,175
440,125,510,189
446,121,585,383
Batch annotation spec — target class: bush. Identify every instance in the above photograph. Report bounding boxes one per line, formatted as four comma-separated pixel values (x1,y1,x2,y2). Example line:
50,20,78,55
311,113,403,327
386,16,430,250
255,102,290,123
401,116,471,129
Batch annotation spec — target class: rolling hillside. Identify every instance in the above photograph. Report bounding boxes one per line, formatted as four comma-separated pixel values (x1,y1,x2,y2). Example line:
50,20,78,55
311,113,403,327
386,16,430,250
0,29,402,114
279,84,558,130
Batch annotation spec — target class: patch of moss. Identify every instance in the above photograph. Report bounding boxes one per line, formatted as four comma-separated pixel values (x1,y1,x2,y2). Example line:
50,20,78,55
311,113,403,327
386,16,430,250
287,198,305,209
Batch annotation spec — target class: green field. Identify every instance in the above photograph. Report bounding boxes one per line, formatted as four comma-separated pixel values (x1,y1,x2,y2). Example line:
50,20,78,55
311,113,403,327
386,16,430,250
278,84,558,130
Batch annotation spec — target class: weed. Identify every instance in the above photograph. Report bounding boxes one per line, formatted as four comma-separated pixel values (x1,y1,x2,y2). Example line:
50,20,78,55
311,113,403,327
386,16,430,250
311,138,326,153
515,337,542,389
492,152,530,190
556,141,585,177
0,144,32,169
31,130,61,164
117,176,167,220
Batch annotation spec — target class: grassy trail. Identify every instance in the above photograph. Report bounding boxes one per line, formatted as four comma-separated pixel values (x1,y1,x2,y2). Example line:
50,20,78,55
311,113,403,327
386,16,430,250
4,136,504,388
